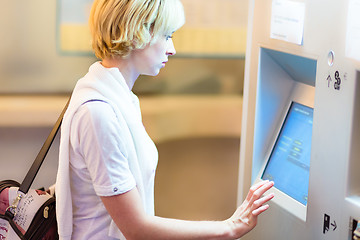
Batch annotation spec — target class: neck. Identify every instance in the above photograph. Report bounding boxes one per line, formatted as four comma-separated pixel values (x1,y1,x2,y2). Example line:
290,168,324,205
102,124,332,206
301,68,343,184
101,56,139,90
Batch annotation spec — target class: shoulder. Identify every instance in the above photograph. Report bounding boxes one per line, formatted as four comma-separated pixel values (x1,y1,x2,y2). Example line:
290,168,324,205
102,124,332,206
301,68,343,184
71,100,128,139
70,100,131,156
74,100,115,126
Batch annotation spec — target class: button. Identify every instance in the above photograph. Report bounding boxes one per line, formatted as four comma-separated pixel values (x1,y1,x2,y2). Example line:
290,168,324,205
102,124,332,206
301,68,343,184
328,51,335,66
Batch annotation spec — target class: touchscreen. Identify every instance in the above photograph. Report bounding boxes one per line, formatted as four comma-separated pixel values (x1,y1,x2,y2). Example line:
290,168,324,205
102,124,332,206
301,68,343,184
262,102,314,205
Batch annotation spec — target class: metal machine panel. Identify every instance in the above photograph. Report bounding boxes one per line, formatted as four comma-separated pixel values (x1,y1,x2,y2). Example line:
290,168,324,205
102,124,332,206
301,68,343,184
238,0,360,239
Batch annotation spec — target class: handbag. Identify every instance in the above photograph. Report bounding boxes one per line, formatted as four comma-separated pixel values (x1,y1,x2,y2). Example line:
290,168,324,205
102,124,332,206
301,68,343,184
0,99,69,240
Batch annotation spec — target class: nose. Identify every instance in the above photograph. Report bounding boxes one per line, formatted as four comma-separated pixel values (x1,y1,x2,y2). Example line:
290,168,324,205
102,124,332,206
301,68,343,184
166,38,176,56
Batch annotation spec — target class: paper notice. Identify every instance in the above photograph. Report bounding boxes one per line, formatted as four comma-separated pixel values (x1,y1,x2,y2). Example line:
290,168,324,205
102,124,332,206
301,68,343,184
270,0,306,45
346,0,360,62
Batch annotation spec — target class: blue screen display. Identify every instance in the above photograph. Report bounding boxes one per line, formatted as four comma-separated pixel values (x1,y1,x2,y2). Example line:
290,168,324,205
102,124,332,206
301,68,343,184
262,102,313,206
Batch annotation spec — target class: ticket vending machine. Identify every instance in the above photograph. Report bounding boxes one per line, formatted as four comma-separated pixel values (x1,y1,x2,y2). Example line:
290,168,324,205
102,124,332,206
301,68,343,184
237,0,360,239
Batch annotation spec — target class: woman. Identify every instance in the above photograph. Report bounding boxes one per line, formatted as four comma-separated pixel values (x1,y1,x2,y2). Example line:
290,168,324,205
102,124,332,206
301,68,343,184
56,0,274,239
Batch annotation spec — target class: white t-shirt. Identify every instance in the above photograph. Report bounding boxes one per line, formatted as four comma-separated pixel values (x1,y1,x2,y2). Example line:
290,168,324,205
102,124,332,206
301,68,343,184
68,100,158,239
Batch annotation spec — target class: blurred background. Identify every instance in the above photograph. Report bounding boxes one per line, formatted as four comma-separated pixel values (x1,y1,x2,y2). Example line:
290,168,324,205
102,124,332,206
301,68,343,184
0,0,248,221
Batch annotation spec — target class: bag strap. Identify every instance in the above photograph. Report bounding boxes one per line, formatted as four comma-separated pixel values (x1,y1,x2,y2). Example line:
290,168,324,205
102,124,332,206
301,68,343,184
18,98,70,194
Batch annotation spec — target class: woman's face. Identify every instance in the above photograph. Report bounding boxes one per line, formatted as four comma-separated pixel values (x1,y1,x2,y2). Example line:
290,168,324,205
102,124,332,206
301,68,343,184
130,33,176,76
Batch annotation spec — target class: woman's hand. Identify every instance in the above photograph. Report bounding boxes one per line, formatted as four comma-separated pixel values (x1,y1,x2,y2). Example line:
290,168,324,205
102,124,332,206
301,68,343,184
225,180,274,238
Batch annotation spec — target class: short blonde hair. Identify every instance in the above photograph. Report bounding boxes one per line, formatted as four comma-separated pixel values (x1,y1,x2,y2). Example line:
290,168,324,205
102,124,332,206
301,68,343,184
89,0,185,59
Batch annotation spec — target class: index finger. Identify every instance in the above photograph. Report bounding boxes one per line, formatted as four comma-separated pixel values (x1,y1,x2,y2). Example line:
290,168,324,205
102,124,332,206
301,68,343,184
245,180,269,200
247,180,274,203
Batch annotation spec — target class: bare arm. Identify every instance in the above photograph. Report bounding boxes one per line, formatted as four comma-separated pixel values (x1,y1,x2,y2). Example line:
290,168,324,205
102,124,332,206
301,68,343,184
101,180,274,240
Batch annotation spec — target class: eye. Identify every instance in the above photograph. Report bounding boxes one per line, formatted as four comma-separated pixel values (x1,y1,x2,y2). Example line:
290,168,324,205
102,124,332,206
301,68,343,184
165,35,173,40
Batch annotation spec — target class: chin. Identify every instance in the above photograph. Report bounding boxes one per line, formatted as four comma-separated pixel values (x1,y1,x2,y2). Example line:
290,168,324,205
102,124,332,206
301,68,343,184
145,69,161,76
